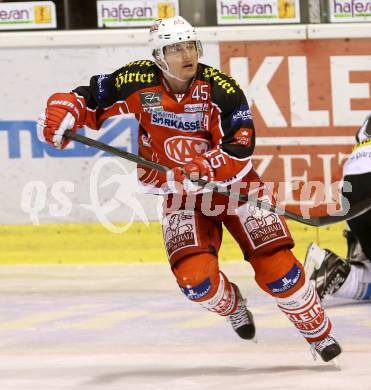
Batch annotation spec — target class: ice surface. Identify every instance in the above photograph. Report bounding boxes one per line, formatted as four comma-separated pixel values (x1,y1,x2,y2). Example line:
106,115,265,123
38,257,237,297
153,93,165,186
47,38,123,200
0,263,370,390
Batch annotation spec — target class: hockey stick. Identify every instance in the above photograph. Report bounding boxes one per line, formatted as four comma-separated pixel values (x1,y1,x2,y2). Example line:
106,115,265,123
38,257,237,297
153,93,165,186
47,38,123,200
64,130,371,227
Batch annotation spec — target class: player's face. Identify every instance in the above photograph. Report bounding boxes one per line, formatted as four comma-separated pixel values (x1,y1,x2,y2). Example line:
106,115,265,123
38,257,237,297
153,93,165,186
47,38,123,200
164,41,198,81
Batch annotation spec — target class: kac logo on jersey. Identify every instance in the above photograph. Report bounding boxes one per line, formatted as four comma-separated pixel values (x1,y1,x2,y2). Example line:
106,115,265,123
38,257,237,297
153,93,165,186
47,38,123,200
151,111,203,132
164,136,210,164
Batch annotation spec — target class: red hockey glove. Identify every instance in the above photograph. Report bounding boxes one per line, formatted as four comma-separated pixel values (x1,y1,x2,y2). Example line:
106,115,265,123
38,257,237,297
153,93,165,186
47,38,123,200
37,93,86,149
167,156,215,193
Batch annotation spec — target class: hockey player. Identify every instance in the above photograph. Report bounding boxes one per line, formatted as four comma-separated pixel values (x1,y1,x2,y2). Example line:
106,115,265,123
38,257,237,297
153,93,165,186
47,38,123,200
305,114,371,301
37,16,341,362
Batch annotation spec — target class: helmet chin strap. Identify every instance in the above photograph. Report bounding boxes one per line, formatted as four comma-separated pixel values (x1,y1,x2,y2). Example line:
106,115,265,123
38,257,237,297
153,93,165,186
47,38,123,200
154,58,191,83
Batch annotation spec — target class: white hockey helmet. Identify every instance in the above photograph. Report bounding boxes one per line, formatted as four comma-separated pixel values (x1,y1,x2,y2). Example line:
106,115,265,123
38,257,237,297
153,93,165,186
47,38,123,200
149,16,203,68
356,113,371,143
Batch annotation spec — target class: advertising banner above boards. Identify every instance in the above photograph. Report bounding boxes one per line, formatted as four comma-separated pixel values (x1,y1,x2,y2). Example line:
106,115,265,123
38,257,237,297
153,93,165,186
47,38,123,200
0,1,56,30
329,0,371,22
97,0,179,28
217,0,301,24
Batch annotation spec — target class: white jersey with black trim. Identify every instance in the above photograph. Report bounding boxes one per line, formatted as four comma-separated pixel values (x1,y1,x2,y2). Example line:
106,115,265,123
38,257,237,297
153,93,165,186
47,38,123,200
343,141,371,178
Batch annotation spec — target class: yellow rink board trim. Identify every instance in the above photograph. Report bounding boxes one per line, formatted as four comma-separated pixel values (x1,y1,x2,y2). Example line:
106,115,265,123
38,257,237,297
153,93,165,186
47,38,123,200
0,221,346,265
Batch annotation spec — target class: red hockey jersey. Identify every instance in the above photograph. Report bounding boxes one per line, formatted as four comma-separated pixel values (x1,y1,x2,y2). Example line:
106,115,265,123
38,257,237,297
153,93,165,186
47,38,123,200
73,60,255,193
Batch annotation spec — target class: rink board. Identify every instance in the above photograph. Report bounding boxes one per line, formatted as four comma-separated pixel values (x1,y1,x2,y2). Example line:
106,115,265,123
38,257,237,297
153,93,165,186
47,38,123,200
1,29,371,226
0,220,346,265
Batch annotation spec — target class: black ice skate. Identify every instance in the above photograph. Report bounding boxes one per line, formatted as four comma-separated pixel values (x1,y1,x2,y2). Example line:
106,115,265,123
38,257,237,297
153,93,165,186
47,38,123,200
304,243,351,299
310,334,342,362
343,229,369,264
228,284,256,340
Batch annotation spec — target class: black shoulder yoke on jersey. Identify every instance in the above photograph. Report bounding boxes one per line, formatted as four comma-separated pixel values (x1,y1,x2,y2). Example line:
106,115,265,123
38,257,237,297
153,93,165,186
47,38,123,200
198,63,242,106
112,60,161,99
73,60,161,110
197,63,255,159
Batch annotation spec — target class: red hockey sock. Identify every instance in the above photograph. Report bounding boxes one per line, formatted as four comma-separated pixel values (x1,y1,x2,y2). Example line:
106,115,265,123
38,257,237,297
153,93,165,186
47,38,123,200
276,280,332,342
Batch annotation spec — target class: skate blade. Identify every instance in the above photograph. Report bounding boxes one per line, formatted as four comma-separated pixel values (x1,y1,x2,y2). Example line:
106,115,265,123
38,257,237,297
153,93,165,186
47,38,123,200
310,354,342,369
250,336,258,344
330,357,342,370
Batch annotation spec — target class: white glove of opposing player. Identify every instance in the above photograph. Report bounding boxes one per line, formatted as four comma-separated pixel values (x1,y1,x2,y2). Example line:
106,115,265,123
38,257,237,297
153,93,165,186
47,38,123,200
37,111,76,149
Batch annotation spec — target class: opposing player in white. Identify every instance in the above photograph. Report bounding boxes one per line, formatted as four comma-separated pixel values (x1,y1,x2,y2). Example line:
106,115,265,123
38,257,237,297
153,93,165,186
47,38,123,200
305,114,371,301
